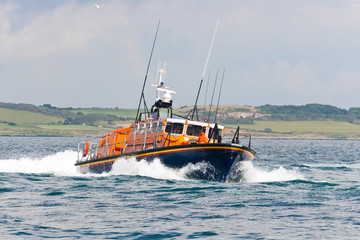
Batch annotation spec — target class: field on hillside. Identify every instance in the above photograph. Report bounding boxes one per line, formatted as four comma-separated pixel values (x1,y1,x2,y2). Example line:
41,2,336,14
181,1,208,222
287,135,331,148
68,108,137,118
0,107,134,136
2,104,360,138
0,108,64,124
0,123,113,137
176,105,257,115
231,120,360,139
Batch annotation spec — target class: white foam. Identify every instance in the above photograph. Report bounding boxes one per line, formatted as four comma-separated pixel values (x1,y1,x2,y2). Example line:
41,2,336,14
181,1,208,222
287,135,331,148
239,161,304,183
0,151,195,180
0,151,305,182
109,157,199,181
0,150,80,176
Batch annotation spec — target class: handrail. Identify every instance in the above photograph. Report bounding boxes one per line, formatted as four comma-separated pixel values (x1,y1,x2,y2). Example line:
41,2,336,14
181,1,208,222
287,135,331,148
77,130,167,163
77,125,254,163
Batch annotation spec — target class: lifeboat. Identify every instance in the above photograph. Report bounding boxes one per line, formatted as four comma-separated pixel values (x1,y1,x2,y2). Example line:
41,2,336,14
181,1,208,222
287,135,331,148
75,66,256,182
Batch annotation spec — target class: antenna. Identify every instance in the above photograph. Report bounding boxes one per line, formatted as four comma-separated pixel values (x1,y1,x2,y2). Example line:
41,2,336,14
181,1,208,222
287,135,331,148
155,61,167,86
187,20,220,120
214,68,225,123
201,20,219,83
207,69,219,122
202,70,211,120
135,20,160,123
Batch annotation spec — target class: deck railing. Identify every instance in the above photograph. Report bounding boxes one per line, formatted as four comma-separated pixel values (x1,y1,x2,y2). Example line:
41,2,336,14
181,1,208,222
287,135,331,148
77,126,253,163
77,130,167,163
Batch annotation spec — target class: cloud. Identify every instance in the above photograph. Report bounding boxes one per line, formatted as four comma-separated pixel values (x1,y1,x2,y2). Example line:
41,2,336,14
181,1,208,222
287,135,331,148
296,2,360,29
327,71,360,108
0,3,14,41
238,60,319,105
235,59,360,109
1,3,112,60
1,0,360,108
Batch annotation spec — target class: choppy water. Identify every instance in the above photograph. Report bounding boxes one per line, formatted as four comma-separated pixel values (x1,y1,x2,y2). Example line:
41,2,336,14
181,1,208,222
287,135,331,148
0,136,359,239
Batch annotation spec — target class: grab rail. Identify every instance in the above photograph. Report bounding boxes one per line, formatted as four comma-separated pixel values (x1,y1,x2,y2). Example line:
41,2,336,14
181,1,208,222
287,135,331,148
77,130,167,163
77,126,253,163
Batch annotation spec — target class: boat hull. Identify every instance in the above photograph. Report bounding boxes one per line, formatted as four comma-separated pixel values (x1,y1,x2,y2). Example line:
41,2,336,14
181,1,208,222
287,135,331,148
75,143,255,182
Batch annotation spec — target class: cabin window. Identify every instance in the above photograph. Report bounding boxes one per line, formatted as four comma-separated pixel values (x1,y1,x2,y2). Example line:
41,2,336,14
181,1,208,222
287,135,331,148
186,125,206,137
152,122,158,134
150,110,159,121
208,127,223,138
165,122,184,135
139,123,145,135
133,124,139,135
146,122,151,135
157,122,164,133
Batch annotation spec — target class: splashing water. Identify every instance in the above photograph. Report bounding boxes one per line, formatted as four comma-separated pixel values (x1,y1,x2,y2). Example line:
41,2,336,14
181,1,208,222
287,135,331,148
0,150,304,182
0,150,79,176
237,161,304,183
0,151,212,181
110,157,187,180
108,159,304,182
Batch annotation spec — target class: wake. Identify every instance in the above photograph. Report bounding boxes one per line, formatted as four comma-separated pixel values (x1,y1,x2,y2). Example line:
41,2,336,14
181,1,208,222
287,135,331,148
0,150,304,182
0,150,79,176
234,161,304,183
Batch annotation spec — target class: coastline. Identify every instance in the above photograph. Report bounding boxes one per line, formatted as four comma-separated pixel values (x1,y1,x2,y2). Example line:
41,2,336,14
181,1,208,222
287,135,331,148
1,133,358,140
2,120,360,140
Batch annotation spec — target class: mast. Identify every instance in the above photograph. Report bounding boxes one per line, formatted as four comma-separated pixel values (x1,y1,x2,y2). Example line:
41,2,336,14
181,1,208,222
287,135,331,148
202,70,211,120
187,20,219,121
135,21,160,123
207,69,219,122
214,68,225,123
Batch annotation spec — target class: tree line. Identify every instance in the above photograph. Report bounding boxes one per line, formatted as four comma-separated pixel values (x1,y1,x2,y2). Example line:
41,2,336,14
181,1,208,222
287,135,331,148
2,102,360,125
0,102,132,125
257,104,360,122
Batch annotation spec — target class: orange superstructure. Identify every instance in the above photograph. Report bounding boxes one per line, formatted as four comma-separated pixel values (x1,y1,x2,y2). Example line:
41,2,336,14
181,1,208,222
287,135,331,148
84,117,225,162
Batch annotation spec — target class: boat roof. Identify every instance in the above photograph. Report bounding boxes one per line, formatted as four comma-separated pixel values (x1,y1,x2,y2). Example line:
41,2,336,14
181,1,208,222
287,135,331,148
165,118,224,129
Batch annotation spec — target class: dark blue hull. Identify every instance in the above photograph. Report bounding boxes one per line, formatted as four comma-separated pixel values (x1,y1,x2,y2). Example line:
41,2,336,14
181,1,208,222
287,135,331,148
75,143,256,182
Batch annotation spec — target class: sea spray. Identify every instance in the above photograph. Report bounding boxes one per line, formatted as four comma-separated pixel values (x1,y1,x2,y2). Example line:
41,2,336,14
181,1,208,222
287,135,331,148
110,157,187,180
99,157,305,183
110,158,221,181
238,161,304,183
0,150,304,183
0,150,79,176
0,150,212,181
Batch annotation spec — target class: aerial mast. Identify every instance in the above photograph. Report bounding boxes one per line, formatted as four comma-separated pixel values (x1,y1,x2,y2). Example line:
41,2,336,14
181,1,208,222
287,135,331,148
187,20,219,121
135,21,160,123
207,69,219,122
214,68,225,123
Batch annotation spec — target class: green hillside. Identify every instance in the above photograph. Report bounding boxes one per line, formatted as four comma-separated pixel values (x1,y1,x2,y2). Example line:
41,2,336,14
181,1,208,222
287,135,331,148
0,108,64,124
0,123,113,136
68,108,137,119
1,102,360,138
241,120,360,139
0,104,124,136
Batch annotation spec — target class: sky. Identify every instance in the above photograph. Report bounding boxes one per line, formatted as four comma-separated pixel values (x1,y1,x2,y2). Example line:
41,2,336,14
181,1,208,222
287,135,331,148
0,0,359,109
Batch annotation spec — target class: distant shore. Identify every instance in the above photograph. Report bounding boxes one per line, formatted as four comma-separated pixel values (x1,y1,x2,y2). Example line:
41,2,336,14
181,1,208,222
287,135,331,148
2,121,360,139
1,127,359,140
2,103,360,139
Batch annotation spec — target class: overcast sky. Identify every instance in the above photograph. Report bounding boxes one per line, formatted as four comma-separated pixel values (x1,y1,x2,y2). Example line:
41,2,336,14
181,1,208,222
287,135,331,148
1,0,359,109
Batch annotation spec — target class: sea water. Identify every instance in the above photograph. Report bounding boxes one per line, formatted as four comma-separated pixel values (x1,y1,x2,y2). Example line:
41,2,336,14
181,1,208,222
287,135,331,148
0,136,359,239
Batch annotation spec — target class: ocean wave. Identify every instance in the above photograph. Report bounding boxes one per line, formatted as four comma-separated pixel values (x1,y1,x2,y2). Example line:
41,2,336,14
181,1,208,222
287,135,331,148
0,150,80,176
235,161,305,183
302,163,360,171
110,157,188,181
0,151,305,183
